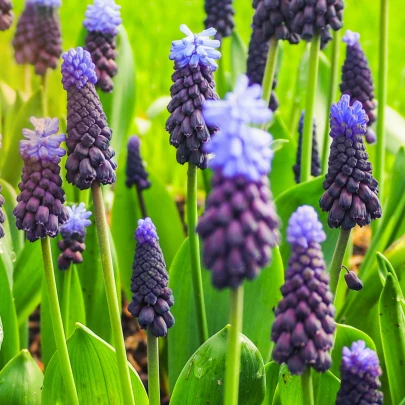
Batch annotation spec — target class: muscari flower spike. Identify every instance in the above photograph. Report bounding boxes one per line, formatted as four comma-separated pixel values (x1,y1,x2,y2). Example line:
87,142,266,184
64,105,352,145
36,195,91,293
293,111,321,184
125,136,151,191
0,0,13,31
272,205,336,375
197,75,280,289
341,30,377,144
58,203,92,270
336,340,383,405
13,117,69,242
128,218,175,337
13,2,36,65
320,95,382,229
61,47,117,190
84,0,122,93
166,24,221,169
204,0,234,41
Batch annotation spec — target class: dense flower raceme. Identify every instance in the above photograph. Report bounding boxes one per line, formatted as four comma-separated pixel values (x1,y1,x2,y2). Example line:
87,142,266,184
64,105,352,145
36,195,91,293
12,0,62,75
167,25,221,169
336,341,383,405
204,0,234,41
125,135,151,190
272,205,336,374
84,0,122,93
58,203,92,270
128,218,175,337
341,30,376,144
197,75,280,289
0,0,13,31
13,117,69,242
293,111,321,183
289,0,344,42
320,95,382,229
61,47,117,190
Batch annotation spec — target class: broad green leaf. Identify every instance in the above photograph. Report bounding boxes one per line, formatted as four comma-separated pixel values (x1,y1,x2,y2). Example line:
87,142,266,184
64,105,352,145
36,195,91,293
379,273,405,405
262,362,280,405
171,326,266,405
0,350,43,404
0,317,3,350
42,323,148,405
230,31,247,85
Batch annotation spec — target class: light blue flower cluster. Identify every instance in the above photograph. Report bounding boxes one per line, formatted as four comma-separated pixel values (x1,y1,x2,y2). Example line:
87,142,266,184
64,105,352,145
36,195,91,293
61,47,98,90
203,74,273,181
342,30,360,47
135,217,158,245
20,117,66,163
342,340,381,378
84,0,122,35
330,95,368,140
169,24,221,71
287,205,326,248
31,0,61,7
60,203,92,238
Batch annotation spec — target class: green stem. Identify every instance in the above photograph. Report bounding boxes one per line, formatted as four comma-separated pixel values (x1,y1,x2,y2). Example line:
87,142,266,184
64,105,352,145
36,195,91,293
261,37,279,110
91,182,135,405
224,286,244,405
329,228,351,297
301,33,321,183
322,30,340,173
301,368,314,405
24,65,32,94
41,237,79,405
136,187,148,219
147,330,160,405
62,266,72,338
187,163,209,344
375,0,389,201
41,72,49,116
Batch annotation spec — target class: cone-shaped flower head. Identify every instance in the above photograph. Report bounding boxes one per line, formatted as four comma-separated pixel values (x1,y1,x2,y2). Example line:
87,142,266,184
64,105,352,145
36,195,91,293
336,341,383,404
13,2,36,65
289,0,344,42
341,30,376,144
320,95,382,229
84,0,122,93
166,25,221,169
58,203,92,270
61,47,117,190
0,0,13,31
13,117,69,242
125,136,151,190
197,75,280,289
252,0,300,44
272,205,335,375
293,111,321,184
204,0,234,41
128,218,175,337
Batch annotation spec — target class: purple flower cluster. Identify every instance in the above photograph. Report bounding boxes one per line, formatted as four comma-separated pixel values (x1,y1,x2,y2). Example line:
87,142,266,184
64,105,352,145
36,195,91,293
84,0,122,35
0,0,13,31
125,136,151,191
0,186,5,239
204,0,234,41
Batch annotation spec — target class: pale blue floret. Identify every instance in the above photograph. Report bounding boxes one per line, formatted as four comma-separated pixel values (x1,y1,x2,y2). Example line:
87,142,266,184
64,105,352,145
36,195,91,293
342,340,381,378
169,24,221,71
342,30,360,47
61,203,92,237
61,47,98,90
287,205,326,249
84,0,122,35
20,117,66,163
31,0,61,7
135,217,159,245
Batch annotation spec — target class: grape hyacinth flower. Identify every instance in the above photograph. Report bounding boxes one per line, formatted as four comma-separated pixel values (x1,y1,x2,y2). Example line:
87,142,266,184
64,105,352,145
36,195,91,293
166,24,221,169
84,0,122,93
57,203,92,270
0,0,13,31
128,218,175,337
61,47,117,190
341,30,377,144
289,0,344,42
272,205,336,375
293,112,321,184
197,75,280,289
13,117,69,242
319,95,382,229
125,136,151,190
336,341,383,405
204,0,234,41
13,2,36,65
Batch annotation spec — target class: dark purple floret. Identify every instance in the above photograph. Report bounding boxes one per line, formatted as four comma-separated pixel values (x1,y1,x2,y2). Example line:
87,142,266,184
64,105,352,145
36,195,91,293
344,269,363,291
12,3,36,65
0,186,6,239
125,136,151,191
0,0,13,31
289,0,344,42
272,206,335,375
336,340,383,405
128,218,175,337
204,0,234,41
197,171,280,289
293,112,321,184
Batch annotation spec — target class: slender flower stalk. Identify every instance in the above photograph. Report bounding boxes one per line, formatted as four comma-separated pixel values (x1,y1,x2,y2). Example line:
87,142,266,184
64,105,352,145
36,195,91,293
61,265,72,337
261,37,279,110
147,330,160,405
301,369,314,405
